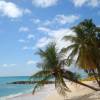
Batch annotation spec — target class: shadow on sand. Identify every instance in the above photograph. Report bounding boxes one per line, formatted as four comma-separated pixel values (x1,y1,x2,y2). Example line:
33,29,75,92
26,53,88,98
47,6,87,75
65,92,100,100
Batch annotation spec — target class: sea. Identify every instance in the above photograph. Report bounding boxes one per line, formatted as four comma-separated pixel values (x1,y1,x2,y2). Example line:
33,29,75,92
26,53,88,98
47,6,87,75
0,76,33,99
0,74,87,100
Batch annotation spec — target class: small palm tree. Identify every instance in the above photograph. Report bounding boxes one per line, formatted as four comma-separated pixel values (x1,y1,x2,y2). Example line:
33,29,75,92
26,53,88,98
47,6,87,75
30,42,99,96
30,42,71,96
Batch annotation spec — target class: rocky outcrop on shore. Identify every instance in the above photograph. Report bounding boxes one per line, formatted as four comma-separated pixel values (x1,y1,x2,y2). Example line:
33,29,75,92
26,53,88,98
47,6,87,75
8,81,54,84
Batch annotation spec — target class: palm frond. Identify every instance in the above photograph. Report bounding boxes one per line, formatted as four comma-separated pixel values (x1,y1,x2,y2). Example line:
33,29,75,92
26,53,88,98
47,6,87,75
32,73,53,94
35,49,46,58
55,71,71,96
32,77,50,94
63,70,76,80
35,43,58,70
61,43,79,53
67,45,79,60
32,82,44,94
63,35,78,42
30,70,52,81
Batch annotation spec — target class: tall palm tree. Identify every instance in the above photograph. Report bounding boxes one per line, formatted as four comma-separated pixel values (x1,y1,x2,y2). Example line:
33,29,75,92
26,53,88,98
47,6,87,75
30,42,99,96
62,19,100,86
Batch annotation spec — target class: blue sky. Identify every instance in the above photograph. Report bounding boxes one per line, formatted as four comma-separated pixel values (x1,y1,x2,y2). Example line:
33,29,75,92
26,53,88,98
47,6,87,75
0,0,100,76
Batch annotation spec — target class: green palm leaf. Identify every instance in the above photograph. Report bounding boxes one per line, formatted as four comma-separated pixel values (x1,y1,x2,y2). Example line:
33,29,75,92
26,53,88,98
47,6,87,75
32,75,53,94
30,70,52,80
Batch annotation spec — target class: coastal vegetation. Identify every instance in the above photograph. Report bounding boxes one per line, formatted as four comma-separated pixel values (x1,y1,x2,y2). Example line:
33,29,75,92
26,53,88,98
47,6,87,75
11,19,100,96
62,19,100,86
30,19,100,95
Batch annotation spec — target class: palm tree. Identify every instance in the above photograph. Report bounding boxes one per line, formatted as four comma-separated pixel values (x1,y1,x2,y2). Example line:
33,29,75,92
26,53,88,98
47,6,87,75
30,42,99,96
62,19,100,86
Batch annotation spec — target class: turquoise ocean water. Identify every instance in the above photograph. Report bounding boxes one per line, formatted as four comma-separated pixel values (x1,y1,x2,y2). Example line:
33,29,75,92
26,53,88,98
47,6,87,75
0,76,33,99
0,74,87,99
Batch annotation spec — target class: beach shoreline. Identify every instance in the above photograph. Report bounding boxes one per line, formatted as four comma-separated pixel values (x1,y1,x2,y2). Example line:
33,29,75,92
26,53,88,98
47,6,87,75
7,81,100,100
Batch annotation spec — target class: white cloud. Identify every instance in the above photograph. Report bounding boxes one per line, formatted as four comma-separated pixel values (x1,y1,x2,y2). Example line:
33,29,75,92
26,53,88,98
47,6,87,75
2,64,8,67
32,14,79,26
36,37,51,48
18,39,26,43
48,28,75,50
48,28,75,38
22,46,35,51
0,1,23,18
72,0,100,7
37,27,76,50
55,15,79,24
27,60,37,65
37,27,50,32
27,34,34,39
42,20,51,26
41,14,79,26
88,0,100,7
22,46,30,50
72,0,87,7
0,64,16,67
32,0,58,8
10,64,16,67
24,8,32,14
19,27,29,32
32,18,41,24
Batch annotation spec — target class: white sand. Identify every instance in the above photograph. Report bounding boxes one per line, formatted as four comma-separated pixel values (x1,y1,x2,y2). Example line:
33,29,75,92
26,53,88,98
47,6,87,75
8,81,100,100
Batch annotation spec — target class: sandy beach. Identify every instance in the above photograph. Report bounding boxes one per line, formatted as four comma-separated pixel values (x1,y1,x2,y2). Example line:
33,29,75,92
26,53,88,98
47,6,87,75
7,81,100,100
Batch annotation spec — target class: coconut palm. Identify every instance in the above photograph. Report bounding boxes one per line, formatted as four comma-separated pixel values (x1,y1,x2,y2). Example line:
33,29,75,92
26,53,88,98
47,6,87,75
62,19,100,86
30,42,99,96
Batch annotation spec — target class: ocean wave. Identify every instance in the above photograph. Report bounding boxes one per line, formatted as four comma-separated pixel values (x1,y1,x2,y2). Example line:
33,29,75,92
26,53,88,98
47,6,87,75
0,88,33,100
0,92,24,100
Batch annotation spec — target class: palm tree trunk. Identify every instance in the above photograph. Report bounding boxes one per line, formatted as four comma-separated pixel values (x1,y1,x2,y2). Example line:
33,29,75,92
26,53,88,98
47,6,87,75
95,63,100,86
92,69,100,87
63,76,100,91
96,65,100,78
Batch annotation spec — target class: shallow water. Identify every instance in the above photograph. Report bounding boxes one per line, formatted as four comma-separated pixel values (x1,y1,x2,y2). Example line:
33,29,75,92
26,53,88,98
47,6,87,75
0,76,33,99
